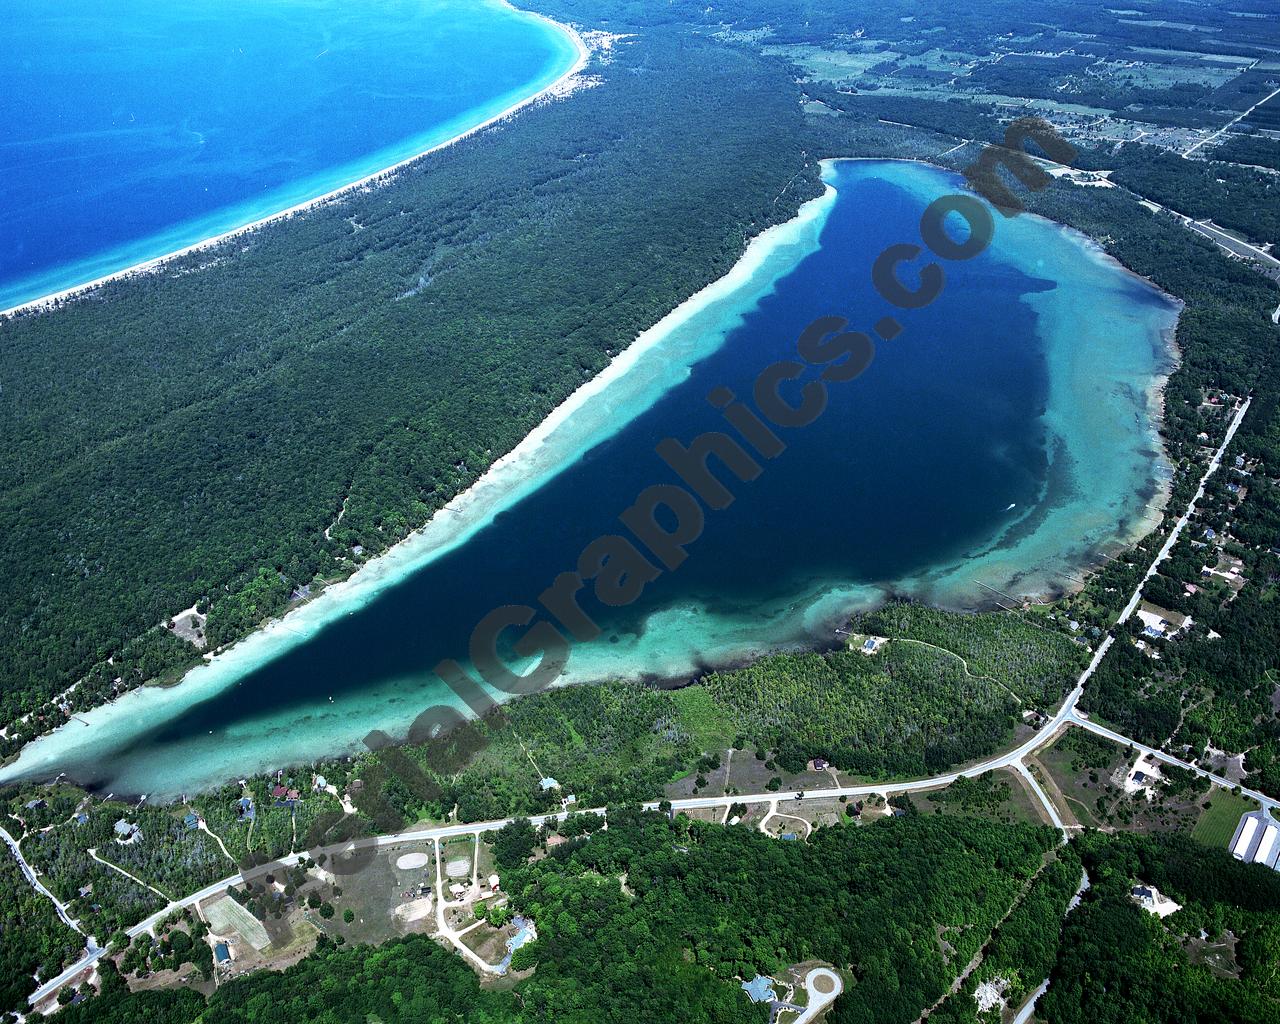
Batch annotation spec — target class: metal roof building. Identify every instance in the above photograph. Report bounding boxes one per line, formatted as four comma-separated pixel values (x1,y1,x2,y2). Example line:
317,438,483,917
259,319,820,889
1229,810,1280,869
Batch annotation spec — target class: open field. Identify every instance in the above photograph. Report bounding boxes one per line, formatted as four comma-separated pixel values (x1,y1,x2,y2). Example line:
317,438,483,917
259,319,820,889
1191,789,1258,847
204,895,270,950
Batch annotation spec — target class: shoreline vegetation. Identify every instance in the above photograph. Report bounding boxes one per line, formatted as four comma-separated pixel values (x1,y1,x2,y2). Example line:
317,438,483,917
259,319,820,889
0,2,589,320
64,182,839,720
0,23,831,771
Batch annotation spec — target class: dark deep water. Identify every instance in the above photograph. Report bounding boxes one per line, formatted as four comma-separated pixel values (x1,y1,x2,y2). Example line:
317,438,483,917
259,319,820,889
6,161,1177,795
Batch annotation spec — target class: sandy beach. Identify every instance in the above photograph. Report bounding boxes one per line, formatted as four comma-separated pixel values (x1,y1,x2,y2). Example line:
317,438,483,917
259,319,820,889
0,2,588,320
0,174,840,794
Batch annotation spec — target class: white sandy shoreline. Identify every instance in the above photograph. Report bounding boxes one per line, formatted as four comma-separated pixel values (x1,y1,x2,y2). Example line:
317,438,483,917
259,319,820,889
173,178,839,685
0,2,588,320
0,162,839,790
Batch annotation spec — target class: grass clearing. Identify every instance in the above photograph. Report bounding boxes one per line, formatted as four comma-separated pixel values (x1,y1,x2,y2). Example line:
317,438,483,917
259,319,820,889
1192,790,1257,848
671,686,735,751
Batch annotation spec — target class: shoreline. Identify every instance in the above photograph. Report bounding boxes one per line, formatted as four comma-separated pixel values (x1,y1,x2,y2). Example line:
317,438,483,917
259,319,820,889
0,2,588,320
0,171,842,790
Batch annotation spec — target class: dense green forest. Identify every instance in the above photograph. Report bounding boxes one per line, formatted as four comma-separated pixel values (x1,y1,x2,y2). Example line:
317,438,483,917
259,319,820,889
37,811,1058,1024
0,839,80,1013
1108,145,1280,243
5,0,1280,1015
16,810,1280,1023
853,604,1087,708
0,22,823,747
1213,132,1280,173
1040,833,1280,1023
0,603,1078,960
699,644,1019,776
929,846,1084,1023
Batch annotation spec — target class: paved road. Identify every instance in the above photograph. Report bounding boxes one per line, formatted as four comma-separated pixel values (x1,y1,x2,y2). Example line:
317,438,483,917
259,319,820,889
1118,396,1251,626
0,824,85,937
1068,712,1280,814
22,393,1259,1008
1183,86,1280,158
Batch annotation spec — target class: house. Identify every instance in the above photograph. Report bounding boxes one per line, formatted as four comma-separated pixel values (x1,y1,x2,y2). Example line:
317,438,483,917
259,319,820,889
287,789,301,802
113,819,140,843
183,812,200,831
313,775,328,792
1203,527,1217,540
561,794,577,808
860,636,884,654
24,798,46,811
73,812,89,825
810,757,828,772
1132,771,1147,785
214,942,232,965
1234,455,1245,469
236,797,255,822
1136,602,1190,639
539,778,561,792
741,975,776,1004
1131,883,1182,918
488,874,500,893
78,884,93,898
271,785,288,800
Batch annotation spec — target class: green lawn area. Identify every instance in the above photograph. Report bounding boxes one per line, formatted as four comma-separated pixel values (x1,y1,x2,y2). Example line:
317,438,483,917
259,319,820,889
1191,790,1257,848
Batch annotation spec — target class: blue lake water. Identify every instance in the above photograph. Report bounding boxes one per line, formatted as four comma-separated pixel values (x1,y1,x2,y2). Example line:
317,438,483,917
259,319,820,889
2,160,1179,796
0,0,578,310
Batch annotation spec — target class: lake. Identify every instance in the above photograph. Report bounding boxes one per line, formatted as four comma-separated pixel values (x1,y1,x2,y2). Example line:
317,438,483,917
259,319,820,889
0,159,1179,797
0,0,579,311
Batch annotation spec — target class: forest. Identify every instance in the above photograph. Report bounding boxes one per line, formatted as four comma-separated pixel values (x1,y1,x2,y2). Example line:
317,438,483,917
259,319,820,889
1040,833,1280,1023
36,811,1059,1024
4,0,1280,1016
0,19,824,748
0,840,81,1014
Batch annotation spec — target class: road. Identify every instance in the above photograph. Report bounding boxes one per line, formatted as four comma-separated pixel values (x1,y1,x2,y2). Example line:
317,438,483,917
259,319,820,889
22,393,1259,1009
0,824,86,938
1118,396,1251,625
1183,86,1280,158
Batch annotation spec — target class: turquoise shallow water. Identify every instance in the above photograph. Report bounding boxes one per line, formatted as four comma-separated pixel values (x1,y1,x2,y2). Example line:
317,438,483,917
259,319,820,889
2,160,1179,797
0,0,578,310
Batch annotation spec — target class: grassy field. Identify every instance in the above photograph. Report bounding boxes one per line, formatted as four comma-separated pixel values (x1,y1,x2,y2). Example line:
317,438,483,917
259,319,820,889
204,894,270,950
670,686,735,751
1191,790,1258,848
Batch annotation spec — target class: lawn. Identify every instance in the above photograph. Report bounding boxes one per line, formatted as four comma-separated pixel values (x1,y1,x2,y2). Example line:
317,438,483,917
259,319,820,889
1191,790,1258,848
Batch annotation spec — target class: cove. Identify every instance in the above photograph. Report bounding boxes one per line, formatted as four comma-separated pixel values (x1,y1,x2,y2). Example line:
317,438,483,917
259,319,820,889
0,0,581,312
1,160,1180,798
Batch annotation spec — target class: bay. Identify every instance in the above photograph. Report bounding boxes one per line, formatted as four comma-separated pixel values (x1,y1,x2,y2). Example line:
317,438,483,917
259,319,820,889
0,0,580,311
